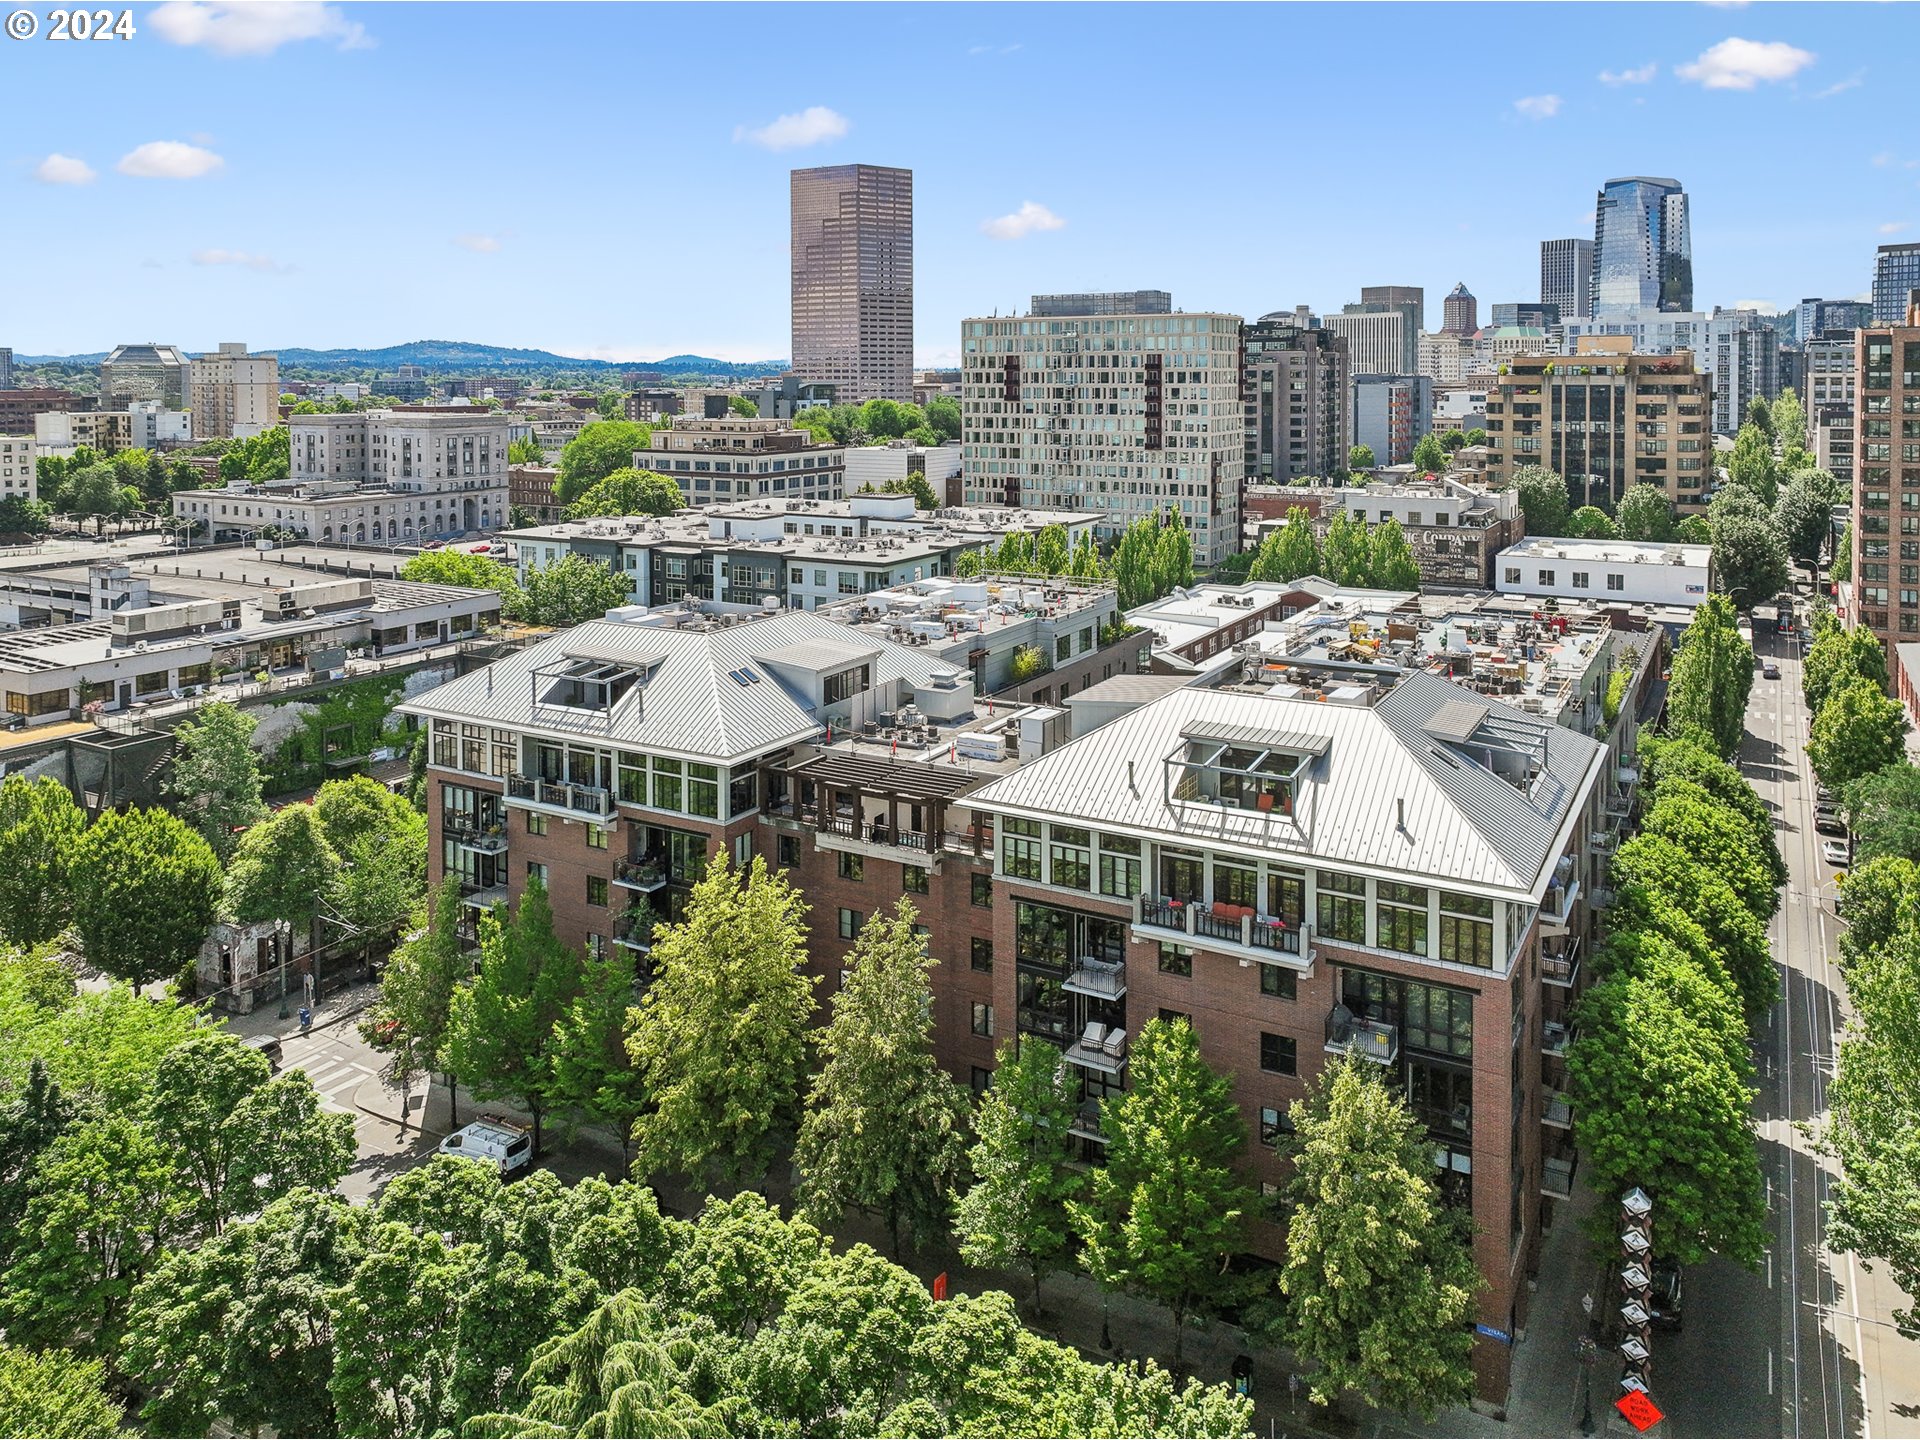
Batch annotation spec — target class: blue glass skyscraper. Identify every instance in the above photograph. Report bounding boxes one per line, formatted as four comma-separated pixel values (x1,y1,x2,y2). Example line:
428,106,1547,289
1590,176,1692,316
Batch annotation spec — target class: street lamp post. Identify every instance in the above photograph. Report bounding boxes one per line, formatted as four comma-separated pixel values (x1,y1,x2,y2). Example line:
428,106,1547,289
276,920,291,1020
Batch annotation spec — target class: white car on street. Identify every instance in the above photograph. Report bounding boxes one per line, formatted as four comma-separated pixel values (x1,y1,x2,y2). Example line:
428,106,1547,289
1821,837,1851,868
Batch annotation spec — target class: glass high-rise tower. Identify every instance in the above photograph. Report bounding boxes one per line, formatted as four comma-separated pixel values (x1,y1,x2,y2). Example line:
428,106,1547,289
790,164,914,404
1590,177,1692,316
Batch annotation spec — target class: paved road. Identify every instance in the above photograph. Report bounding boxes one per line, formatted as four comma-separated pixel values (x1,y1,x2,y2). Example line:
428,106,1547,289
1658,601,1920,1438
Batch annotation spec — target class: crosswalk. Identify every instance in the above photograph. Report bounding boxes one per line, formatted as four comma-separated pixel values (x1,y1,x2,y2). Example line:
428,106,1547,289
283,1049,376,1115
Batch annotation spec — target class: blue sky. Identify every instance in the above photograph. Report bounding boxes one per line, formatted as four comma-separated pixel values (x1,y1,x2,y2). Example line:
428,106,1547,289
7,1,1915,364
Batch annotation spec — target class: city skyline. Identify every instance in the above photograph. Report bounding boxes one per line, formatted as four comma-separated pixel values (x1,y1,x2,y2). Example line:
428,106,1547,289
6,1,1914,363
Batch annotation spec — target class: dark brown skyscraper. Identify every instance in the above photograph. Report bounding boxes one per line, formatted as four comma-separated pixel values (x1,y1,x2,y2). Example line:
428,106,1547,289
790,164,913,404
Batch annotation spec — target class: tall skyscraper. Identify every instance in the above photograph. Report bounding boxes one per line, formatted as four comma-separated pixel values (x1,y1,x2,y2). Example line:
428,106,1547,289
1590,177,1691,315
790,164,914,404
1243,311,1349,485
1324,310,1410,378
1872,243,1920,325
189,342,280,440
1539,239,1593,320
0,348,11,392
1442,284,1477,336
1031,290,1171,317
1854,295,1920,644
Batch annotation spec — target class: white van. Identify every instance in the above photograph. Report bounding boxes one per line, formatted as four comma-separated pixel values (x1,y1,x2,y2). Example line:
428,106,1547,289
437,1118,533,1176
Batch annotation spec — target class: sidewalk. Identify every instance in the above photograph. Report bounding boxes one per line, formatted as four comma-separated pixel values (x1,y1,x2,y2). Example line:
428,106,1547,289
219,973,380,1044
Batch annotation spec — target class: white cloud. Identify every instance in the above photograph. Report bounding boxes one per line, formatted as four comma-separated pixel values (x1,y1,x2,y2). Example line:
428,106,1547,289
1879,222,1909,235
1874,150,1897,167
1733,299,1781,314
116,140,225,179
1676,37,1816,90
980,201,1066,240
1813,72,1864,99
453,234,501,254
148,1,371,56
191,247,288,273
1599,62,1657,86
33,153,96,185
1514,93,1562,120
732,106,849,152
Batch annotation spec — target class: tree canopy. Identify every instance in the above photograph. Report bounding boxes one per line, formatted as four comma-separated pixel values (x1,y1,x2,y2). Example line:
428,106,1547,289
1511,465,1570,538
555,421,653,503
1665,595,1753,760
560,467,685,521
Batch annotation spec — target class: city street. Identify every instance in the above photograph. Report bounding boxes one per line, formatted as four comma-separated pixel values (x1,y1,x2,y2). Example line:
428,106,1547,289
1656,600,1920,1437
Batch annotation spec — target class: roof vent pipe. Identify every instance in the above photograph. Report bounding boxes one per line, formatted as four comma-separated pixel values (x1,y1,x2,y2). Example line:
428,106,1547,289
1396,797,1406,831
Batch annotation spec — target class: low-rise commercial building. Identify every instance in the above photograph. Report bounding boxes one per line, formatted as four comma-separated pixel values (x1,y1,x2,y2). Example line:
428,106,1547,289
639,415,845,505
510,465,562,524
1494,536,1711,608
844,441,962,499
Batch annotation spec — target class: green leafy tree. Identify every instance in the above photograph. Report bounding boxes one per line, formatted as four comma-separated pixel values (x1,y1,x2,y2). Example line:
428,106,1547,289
446,881,585,1157
314,776,427,962
1439,429,1469,453
1153,516,1194,598
1677,513,1712,545
399,548,524,612
1745,394,1774,439
69,807,223,991
924,395,962,441
1710,486,1790,609
1366,517,1420,588
551,943,648,1167
1278,1057,1482,1416
1843,763,1920,866
1569,936,1768,1266
514,552,632,627
555,420,652,503
1007,644,1049,685
727,394,758,418
1809,674,1910,794
629,855,815,1189
560,466,685,520
1512,464,1571,537
1728,423,1780,507
1666,595,1753,760
1826,923,1920,1335
1033,523,1070,575
1567,504,1618,539
0,1058,72,1274
167,701,267,864
0,775,84,946
1804,624,1888,717
1831,520,1852,582
1641,734,1786,889
1616,482,1677,542
956,1039,1086,1313
506,434,544,467
795,901,969,1257
1465,427,1488,447
1641,779,1781,921
1609,833,1777,1015
327,1220,467,1438
0,1344,125,1439
867,471,939,510
1321,510,1372,586
1068,530,1104,580
1111,515,1189,610
225,803,341,954
1069,1017,1252,1368
1348,443,1376,471
0,495,52,534
1269,507,1324,580
1775,468,1841,565
1410,433,1447,474
0,1114,189,1354
125,1188,365,1440
1772,388,1807,451
377,879,470,1124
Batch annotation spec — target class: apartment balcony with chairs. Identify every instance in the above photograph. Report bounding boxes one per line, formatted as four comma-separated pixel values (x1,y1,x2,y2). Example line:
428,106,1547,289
1542,934,1582,989
1131,894,1311,968
1324,1004,1399,1065
504,773,615,820
1064,1021,1128,1075
445,820,508,854
614,857,667,891
1062,956,1127,1000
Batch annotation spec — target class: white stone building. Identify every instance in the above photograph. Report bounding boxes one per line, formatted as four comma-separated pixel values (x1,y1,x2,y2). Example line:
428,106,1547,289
0,435,36,503
1494,536,1712,608
189,343,281,440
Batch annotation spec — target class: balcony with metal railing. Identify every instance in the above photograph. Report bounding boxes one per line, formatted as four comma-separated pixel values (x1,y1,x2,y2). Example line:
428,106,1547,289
504,773,615,819
1542,1018,1577,1059
1131,894,1311,968
1064,1022,1128,1076
445,820,508,854
458,880,511,911
614,905,657,951
614,857,666,891
1324,1005,1399,1065
1543,1090,1574,1130
1542,1150,1578,1200
1068,1099,1108,1145
1542,934,1583,989
1062,957,1127,1000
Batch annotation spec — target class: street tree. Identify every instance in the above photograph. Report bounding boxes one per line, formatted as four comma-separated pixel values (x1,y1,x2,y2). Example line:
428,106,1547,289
507,434,544,467
560,466,685,520
0,1344,125,1439
514,552,632,627
1321,510,1371,586
225,802,342,955
1729,422,1779,505
1775,468,1841,565
167,701,267,864
628,853,816,1190
1804,623,1888,717
0,774,84,946
1677,514,1712,545
1279,1056,1482,1417
1153,517,1194,598
1665,595,1753,760
1033,523,1071,575
955,1039,1085,1313
1640,780,1781,921
555,420,652,503
1368,517,1421,588
1410,433,1447,474
376,879,470,1125
1642,734,1786,889
399,548,523,613
1348,443,1376,471
1616,483,1676,543
326,1220,467,1438
1068,1017,1253,1368
925,395,962,441
1608,833,1777,1015
1826,924,1920,1335
1773,388,1807,451
445,881,585,1158
1809,674,1910,794
1568,505,1618,539
68,807,223,991
1512,464,1570,537
314,776,428,962
1261,507,1323,580
794,900,969,1256
1568,936,1768,1266
1709,488,1790,610
551,942,648,1167
1843,763,1920,866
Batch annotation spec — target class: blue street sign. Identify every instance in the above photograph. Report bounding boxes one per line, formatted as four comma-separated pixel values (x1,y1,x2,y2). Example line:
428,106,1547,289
1475,1324,1513,1344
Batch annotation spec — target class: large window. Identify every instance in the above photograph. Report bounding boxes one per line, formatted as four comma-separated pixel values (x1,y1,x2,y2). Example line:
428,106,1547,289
1098,834,1141,898
823,664,871,704
1266,868,1305,924
617,752,647,804
1015,901,1070,970
1260,1032,1297,1075
1439,890,1494,969
687,763,719,819
1002,816,1041,879
1376,882,1429,957
1260,965,1296,1001
1049,826,1091,890
1405,983,1473,1058
1213,861,1259,909
1316,870,1366,942
651,757,683,812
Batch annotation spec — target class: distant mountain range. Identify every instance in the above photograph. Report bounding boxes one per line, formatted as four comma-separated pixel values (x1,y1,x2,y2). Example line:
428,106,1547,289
14,340,790,377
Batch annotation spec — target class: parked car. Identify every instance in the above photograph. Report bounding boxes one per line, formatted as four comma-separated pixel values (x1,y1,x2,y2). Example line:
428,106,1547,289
1649,1261,1684,1332
1822,837,1852,868
1814,811,1848,837
242,1033,283,1073
438,1117,533,1176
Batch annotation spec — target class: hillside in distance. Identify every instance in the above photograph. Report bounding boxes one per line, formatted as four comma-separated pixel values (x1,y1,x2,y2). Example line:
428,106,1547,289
14,340,790,378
